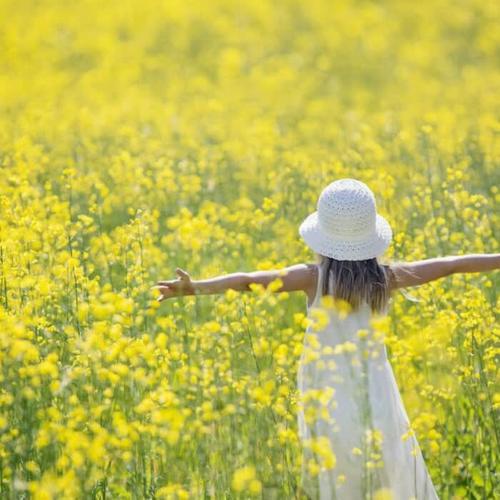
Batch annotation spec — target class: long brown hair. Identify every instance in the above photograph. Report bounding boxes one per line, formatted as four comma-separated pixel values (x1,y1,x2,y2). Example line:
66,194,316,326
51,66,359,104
317,254,395,314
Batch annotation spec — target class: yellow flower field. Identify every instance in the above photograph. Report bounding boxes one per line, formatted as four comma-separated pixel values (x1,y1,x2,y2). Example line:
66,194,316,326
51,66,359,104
0,0,498,498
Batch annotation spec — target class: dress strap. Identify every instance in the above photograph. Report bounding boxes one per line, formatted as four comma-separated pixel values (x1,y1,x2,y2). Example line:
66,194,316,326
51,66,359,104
310,263,323,307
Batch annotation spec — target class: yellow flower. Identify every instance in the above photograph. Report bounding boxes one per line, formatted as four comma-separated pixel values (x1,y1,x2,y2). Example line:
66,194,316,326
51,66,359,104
232,465,260,493
357,328,369,339
26,460,40,473
267,277,283,292
309,307,330,331
249,479,262,494
307,459,321,477
334,341,357,355
374,488,395,500
336,473,346,485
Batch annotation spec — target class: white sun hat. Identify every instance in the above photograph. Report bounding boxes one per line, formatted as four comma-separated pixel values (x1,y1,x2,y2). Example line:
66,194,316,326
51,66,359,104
298,178,393,261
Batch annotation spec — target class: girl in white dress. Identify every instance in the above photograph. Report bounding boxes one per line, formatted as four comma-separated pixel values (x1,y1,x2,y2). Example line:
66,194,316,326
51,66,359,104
153,178,500,500
297,256,439,500
295,178,440,500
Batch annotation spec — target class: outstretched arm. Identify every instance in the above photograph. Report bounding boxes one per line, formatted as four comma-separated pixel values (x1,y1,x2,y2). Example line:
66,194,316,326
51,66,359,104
154,263,317,302
388,253,500,290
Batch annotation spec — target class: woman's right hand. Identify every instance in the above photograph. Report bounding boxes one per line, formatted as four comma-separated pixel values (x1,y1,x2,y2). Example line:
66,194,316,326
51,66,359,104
152,268,195,302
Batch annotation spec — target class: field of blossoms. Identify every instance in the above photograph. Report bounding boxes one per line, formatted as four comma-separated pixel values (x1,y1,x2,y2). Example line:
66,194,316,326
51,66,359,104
1,0,499,498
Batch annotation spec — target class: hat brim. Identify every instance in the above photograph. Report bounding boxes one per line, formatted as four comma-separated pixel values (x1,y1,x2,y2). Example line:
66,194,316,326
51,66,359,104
298,211,393,261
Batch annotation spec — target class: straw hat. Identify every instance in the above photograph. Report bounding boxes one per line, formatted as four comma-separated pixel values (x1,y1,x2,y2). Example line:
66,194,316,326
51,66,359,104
298,178,393,261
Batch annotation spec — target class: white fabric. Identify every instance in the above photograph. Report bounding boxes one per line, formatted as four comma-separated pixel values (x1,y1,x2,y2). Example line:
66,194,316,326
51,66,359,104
296,263,440,499
298,178,393,261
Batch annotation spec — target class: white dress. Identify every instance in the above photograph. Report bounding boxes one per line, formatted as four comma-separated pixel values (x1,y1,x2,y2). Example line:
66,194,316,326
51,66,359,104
297,263,440,500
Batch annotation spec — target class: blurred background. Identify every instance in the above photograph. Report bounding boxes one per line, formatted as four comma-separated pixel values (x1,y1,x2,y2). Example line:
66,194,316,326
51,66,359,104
0,0,498,498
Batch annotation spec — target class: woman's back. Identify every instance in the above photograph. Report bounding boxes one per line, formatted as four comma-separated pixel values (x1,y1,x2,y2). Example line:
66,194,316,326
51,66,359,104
305,262,390,361
297,262,439,499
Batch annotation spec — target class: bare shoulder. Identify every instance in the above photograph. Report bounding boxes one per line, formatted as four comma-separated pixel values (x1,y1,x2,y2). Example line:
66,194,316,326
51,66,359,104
298,262,319,303
285,261,318,282
279,262,318,298
384,256,457,290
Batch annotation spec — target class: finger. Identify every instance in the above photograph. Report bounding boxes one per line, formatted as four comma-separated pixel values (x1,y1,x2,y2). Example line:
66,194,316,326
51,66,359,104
156,280,175,286
176,268,189,279
157,292,170,301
